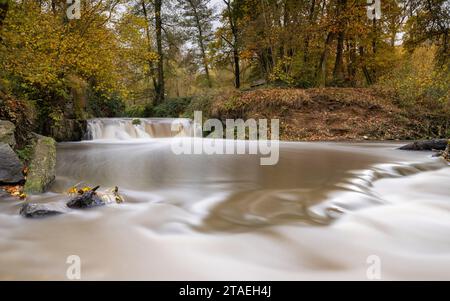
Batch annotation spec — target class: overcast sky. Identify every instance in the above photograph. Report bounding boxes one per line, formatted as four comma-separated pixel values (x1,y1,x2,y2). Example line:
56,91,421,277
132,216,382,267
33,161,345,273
210,0,225,10
210,0,225,29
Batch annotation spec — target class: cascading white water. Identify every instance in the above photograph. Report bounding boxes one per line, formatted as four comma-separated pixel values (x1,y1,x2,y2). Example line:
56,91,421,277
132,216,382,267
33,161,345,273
86,118,195,140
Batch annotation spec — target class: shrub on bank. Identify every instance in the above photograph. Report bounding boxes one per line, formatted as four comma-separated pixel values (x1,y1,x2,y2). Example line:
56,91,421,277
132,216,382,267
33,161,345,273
143,95,213,119
151,97,192,117
375,47,450,138
181,95,213,119
87,90,126,118
377,47,449,112
123,105,147,118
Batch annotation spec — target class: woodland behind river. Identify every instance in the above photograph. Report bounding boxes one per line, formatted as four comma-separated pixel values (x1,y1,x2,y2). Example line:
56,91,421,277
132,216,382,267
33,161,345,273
0,0,449,143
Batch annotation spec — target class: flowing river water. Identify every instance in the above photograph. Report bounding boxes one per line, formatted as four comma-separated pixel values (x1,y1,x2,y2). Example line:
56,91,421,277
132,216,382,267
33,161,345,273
0,118,449,280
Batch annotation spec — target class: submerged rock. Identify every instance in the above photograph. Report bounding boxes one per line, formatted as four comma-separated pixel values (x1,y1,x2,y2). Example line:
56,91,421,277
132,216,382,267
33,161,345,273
23,135,56,194
399,139,448,151
0,143,24,184
0,120,16,148
66,186,106,209
20,202,66,218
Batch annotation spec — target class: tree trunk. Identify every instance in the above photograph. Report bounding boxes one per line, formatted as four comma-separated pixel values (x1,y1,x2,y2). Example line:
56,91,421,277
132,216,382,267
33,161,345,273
303,0,316,63
51,0,56,15
233,48,240,88
333,31,345,83
333,0,346,84
0,0,9,31
224,0,240,89
188,0,212,88
199,39,212,88
154,0,165,105
317,32,334,87
359,46,373,85
347,38,357,86
372,18,377,54
141,1,158,97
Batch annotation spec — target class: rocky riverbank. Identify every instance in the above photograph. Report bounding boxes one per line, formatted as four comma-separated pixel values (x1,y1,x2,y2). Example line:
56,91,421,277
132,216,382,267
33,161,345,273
210,88,449,141
0,87,86,197
0,120,56,197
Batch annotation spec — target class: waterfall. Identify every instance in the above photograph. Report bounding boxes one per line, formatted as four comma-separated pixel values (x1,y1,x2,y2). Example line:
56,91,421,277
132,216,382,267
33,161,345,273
86,118,194,140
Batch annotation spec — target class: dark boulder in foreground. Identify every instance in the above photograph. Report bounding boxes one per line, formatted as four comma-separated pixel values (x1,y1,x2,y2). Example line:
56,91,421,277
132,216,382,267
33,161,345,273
20,203,66,218
0,120,16,148
66,186,106,209
0,142,24,184
399,139,448,151
19,186,123,218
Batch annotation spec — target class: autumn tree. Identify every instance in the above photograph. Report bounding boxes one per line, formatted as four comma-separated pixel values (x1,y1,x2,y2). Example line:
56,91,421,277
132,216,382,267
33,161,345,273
0,0,8,32
177,0,216,88
404,0,450,65
221,0,243,88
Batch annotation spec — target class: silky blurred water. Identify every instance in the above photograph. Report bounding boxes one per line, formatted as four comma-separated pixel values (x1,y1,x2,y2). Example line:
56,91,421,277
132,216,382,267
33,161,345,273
0,119,449,280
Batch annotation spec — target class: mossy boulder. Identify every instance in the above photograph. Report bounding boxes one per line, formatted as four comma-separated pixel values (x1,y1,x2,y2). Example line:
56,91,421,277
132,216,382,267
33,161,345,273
23,135,56,194
0,120,16,148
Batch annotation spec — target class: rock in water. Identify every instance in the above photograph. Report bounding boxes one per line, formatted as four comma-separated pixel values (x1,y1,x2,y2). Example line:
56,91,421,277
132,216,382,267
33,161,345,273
23,135,56,194
20,203,66,218
0,120,16,148
0,189,9,199
399,139,448,151
66,186,106,209
0,143,24,184
443,140,450,161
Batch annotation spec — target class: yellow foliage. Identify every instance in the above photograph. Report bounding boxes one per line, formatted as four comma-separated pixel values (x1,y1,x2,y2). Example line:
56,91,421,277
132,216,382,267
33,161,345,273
378,46,450,109
0,2,158,102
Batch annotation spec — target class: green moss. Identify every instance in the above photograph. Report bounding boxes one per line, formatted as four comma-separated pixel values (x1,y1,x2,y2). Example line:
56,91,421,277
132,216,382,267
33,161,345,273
23,136,56,194
16,142,35,164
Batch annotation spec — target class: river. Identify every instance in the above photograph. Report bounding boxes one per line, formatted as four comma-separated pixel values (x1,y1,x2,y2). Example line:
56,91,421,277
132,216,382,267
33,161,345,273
0,118,449,280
